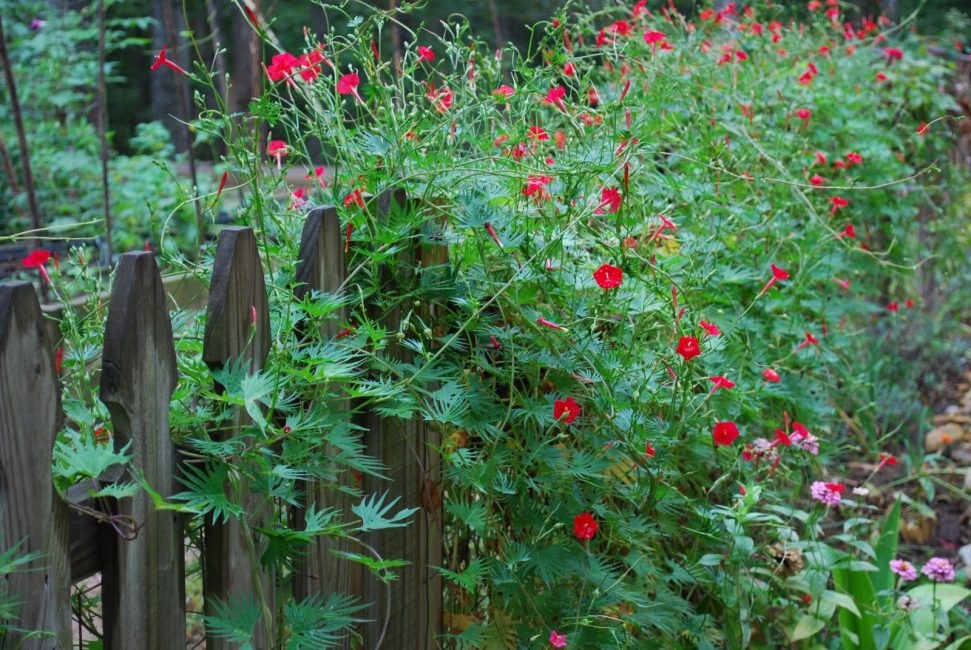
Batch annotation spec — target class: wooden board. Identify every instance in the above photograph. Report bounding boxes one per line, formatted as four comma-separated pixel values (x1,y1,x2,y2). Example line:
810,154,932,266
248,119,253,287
98,252,184,649
0,281,71,649
201,227,274,649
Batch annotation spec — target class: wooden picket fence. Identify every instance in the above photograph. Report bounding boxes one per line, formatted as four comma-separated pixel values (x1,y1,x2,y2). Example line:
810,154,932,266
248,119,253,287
0,192,442,649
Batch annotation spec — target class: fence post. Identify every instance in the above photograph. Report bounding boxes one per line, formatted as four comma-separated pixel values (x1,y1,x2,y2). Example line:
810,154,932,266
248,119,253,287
0,282,71,649
202,226,274,649
291,206,364,640
98,252,184,649
361,190,443,648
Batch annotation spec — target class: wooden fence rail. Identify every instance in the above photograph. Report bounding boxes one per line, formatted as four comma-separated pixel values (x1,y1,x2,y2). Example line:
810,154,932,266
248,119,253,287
0,196,442,649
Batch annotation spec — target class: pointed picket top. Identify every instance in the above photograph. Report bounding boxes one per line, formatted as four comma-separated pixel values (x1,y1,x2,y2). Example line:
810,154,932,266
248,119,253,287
98,251,183,649
0,281,71,649
203,226,270,373
294,205,344,304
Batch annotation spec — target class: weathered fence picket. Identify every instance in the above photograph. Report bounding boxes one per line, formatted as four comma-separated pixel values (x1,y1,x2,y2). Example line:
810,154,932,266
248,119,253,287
0,282,71,649
291,205,365,649
361,190,443,648
98,251,184,649
201,226,275,650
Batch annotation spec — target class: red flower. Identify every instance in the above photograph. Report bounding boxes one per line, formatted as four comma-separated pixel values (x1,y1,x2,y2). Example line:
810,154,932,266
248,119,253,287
762,368,781,382
150,44,188,75
835,224,856,239
845,152,863,165
757,264,790,298
267,139,289,168
337,72,364,104
882,46,904,61
417,46,435,62
484,223,504,249
700,320,721,336
593,264,623,290
795,330,820,351
676,336,701,361
55,346,63,375
887,302,899,312
344,189,365,209
828,196,848,214
528,126,549,141
810,174,826,186
573,512,599,540
708,376,735,395
796,108,811,122
643,31,666,55
537,316,568,332
493,85,515,99
266,51,301,82
22,249,52,285
563,62,576,77
649,214,678,241
645,441,656,458
713,421,740,446
554,396,581,424
594,187,622,214
543,86,567,112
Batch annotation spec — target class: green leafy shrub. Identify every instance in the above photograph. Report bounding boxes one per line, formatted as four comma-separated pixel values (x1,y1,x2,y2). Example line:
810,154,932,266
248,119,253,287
30,0,971,648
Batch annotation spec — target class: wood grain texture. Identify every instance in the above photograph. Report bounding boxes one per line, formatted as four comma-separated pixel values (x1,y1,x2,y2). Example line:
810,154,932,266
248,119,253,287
291,206,363,649
98,252,184,649
361,190,443,649
0,282,71,649
201,227,274,649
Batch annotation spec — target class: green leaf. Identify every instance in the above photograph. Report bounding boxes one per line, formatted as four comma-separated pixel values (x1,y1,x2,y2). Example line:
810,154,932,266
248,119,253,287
822,590,862,618
873,498,902,603
790,615,827,642
352,491,420,532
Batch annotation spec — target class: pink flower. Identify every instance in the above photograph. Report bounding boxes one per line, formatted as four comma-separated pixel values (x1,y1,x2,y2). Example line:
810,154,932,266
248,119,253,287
713,421,740,446
554,396,581,424
593,264,623,290
890,559,918,582
573,512,599,540
417,46,435,62
810,481,844,506
882,46,904,61
791,423,819,455
921,557,955,583
549,630,568,648
493,85,515,99
676,336,700,361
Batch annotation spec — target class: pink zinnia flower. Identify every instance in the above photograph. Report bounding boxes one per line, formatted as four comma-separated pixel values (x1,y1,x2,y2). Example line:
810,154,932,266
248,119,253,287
889,559,918,582
921,557,955,583
810,481,844,506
